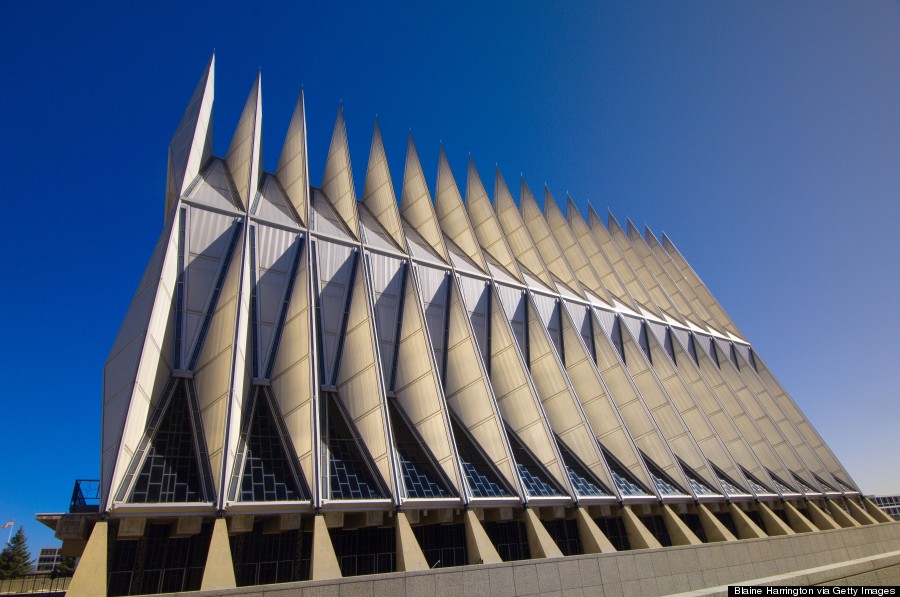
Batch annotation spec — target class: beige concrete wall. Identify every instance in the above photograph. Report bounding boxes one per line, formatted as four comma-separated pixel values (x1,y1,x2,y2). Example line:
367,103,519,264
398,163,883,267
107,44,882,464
170,519,900,597
819,561,900,586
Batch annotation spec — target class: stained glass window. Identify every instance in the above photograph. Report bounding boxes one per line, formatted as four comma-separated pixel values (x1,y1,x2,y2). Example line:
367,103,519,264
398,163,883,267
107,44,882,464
239,395,305,501
131,389,203,503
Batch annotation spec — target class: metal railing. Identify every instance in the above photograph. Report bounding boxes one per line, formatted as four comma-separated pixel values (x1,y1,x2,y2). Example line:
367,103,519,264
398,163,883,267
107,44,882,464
69,479,100,513
0,574,71,595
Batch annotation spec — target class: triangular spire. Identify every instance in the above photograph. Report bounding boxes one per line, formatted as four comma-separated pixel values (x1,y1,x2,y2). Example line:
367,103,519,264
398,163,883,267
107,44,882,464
587,204,606,235
465,161,522,282
321,106,360,239
565,196,636,309
399,134,449,261
626,218,642,243
225,73,262,211
542,188,609,302
605,213,685,324
275,89,309,226
628,226,701,328
435,149,489,274
492,170,555,289
519,182,583,297
587,205,664,319
362,120,406,249
644,225,660,248
607,210,625,236
166,53,215,217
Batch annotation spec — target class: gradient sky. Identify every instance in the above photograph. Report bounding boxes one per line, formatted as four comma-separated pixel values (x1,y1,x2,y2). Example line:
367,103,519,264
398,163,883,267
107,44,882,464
2,1,899,549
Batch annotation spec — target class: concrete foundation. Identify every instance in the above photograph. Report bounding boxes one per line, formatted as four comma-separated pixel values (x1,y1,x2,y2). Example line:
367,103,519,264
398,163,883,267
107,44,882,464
66,521,107,597
171,519,900,597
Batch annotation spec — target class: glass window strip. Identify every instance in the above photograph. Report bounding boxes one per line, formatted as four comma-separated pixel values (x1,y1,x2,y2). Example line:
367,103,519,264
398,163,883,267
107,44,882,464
664,328,677,365
679,460,722,496
612,317,626,365
687,333,699,366
386,262,409,392
326,249,360,387
813,473,838,493
639,323,652,365
173,207,187,368
714,471,748,497
249,226,260,377
264,235,306,379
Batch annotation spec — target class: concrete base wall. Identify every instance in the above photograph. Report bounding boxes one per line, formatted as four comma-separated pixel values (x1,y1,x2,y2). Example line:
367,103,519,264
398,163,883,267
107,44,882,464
163,521,900,597
820,561,900,586
670,550,900,595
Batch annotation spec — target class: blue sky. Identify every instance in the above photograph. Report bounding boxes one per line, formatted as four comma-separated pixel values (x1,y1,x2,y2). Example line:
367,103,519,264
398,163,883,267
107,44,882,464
2,1,899,549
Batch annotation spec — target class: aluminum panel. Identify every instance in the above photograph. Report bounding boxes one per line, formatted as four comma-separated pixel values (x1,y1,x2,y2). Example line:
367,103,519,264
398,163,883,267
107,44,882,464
314,241,356,383
166,55,214,216
225,75,261,210
400,135,448,261
565,198,633,306
275,90,309,226
269,240,315,492
487,286,570,495
362,121,406,249
543,190,605,299
368,252,406,383
320,107,359,239
254,174,299,229
193,225,246,497
520,184,582,297
392,263,464,496
457,275,490,364
466,162,522,282
188,159,242,214
333,257,395,498
435,150,488,274
443,280,520,494
493,170,555,289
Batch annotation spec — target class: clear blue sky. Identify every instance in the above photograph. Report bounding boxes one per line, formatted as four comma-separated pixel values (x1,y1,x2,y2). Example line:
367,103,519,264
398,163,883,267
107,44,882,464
2,1,899,549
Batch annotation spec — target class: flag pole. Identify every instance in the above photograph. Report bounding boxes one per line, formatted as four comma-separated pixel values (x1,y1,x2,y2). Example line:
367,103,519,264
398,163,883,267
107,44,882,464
6,519,13,545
